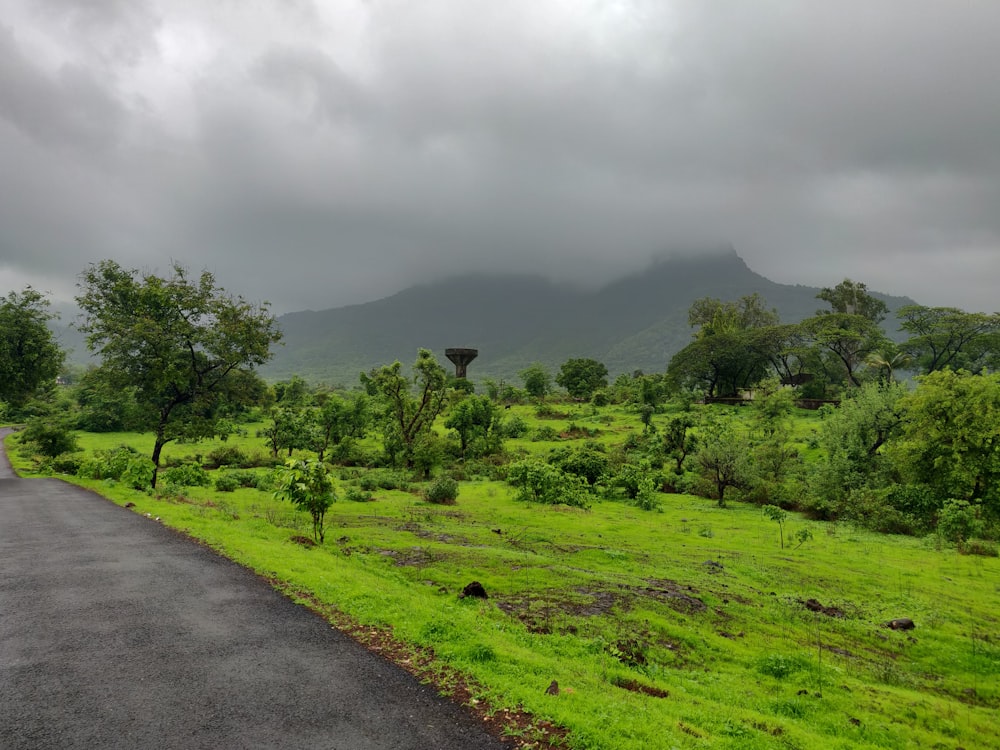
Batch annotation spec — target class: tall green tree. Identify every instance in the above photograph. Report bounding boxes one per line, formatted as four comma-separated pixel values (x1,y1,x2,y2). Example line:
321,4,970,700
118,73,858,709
802,313,889,388
76,261,280,487
816,279,889,323
361,349,449,467
897,305,1000,375
897,370,1000,519
519,362,552,399
444,394,504,458
0,288,65,409
668,295,780,398
556,358,608,400
311,392,369,462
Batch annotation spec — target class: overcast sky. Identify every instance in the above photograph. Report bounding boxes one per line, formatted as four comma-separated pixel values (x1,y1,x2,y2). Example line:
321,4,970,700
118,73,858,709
2,1,999,316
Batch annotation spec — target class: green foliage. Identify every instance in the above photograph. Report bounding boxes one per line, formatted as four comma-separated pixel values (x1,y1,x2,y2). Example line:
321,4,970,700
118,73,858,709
816,278,889,323
73,369,147,432
204,444,249,469
76,260,280,487
213,474,240,492
937,499,983,545
692,420,752,506
801,312,889,388
506,459,590,508
519,362,552,399
444,394,504,458
0,287,64,408
311,392,370,462
762,504,788,548
259,406,313,458
809,381,906,517
756,653,811,680
612,461,661,511
273,458,337,543
897,370,1000,520
20,413,79,457
502,415,528,438
660,414,699,475
898,305,1000,375
550,446,609,486
161,463,211,488
361,349,449,467
555,358,608,400
425,475,460,505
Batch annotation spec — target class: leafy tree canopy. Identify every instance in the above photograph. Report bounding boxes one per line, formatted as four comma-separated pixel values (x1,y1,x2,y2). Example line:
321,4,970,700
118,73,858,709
556,358,609,400
898,305,1000,375
76,260,280,486
816,279,889,323
0,287,65,408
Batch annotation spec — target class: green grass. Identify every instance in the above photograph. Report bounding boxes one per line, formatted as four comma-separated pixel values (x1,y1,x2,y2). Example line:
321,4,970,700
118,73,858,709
6,408,1000,749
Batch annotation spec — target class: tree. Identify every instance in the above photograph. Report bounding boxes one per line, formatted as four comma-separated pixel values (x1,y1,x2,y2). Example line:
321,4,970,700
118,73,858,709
897,370,1000,519
361,349,449,467
668,295,781,398
260,406,313,458
898,305,1000,375
661,414,699,475
76,261,280,487
273,458,336,543
312,392,369,462
519,363,552,399
692,420,752,506
444,394,504,458
0,288,65,409
816,279,888,323
556,358,608,400
802,313,889,388
809,381,906,516
506,459,590,508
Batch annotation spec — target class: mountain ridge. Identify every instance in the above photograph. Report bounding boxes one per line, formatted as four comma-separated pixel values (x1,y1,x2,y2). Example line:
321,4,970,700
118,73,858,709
261,250,915,385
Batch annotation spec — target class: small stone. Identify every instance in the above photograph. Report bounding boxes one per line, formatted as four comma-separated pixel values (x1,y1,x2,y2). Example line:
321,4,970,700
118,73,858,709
545,680,559,696
886,617,915,630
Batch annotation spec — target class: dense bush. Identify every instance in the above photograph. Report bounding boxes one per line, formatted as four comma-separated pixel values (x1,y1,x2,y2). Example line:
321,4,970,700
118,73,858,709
213,474,240,492
78,446,141,481
204,444,248,469
19,415,79,457
161,463,211,488
507,459,590,509
425,475,459,504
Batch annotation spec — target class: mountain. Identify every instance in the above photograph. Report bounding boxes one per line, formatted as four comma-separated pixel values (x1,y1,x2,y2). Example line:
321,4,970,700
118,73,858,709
261,249,915,385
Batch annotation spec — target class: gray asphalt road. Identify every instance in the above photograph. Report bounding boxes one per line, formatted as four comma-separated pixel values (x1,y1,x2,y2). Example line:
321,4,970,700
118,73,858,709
0,430,508,749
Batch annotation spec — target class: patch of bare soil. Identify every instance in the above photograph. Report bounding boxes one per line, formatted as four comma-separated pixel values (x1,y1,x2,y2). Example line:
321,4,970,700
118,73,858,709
612,677,670,698
264,578,570,749
800,597,847,618
289,535,317,548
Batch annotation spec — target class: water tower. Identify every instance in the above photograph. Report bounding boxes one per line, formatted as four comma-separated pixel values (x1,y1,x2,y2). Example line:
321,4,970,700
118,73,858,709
445,348,478,378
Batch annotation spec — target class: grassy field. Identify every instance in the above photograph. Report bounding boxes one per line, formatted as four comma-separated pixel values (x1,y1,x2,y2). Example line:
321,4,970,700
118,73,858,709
6,405,1000,750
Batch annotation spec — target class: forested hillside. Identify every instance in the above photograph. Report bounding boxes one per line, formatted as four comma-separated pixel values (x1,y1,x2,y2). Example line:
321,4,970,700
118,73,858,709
264,250,913,384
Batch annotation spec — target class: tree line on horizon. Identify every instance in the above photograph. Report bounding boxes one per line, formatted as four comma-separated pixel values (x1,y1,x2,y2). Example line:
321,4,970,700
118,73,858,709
3,261,1000,547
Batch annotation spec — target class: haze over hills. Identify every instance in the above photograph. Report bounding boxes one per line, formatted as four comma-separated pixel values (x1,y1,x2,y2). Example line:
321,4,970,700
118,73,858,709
261,249,915,385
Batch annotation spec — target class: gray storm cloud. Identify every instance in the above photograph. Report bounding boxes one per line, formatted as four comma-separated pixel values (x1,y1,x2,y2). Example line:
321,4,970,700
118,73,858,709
1,0,998,314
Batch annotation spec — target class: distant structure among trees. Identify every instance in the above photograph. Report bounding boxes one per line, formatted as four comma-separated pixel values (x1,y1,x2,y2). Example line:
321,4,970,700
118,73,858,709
445,348,478,378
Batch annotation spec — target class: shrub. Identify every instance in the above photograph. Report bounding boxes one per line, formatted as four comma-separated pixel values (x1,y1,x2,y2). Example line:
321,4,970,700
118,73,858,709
19,415,78,458
507,459,590,508
425,475,459,505
344,487,374,503
503,415,529,438
120,456,155,490
214,474,240,492
937,499,983,544
47,452,85,475
161,463,211,488
204,444,248,469
77,446,141,480
531,426,558,442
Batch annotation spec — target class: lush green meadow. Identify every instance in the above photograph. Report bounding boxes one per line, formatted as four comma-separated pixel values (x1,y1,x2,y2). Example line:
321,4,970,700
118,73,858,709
7,404,1000,750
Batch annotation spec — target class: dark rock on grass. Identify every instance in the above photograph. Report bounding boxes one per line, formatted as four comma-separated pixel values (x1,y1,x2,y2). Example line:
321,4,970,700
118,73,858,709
801,597,846,617
886,617,915,630
290,535,317,548
702,560,724,574
545,680,559,696
459,581,488,599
